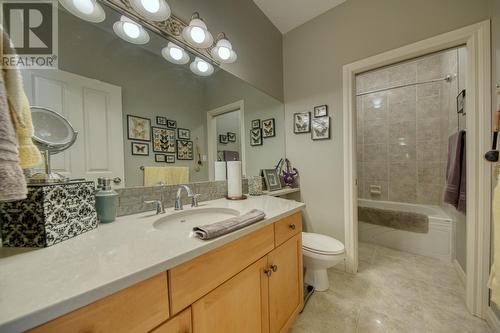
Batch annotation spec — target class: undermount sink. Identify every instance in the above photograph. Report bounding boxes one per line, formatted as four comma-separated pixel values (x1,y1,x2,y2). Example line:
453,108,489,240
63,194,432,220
153,207,240,230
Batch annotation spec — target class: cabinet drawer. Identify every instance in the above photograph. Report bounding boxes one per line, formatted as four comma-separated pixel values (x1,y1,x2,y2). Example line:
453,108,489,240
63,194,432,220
169,224,274,315
28,273,170,333
151,308,191,333
274,212,302,247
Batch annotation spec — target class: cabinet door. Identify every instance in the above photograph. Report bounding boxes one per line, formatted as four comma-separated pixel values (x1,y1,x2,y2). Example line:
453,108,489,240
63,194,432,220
268,234,303,333
151,308,191,333
192,257,269,333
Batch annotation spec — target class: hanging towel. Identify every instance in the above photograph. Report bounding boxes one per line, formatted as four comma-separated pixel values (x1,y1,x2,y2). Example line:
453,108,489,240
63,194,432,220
223,150,239,162
12,93,42,168
444,131,466,210
488,178,500,304
457,133,466,213
0,72,27,202
143,166,189,186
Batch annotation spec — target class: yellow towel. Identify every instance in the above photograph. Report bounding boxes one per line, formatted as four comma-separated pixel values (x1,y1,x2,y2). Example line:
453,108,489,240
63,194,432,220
11,93,42,168
489,176,500,304
144,166,189,186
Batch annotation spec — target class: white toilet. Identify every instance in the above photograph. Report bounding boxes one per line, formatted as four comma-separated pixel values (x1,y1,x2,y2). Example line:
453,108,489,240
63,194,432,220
302,232,345,291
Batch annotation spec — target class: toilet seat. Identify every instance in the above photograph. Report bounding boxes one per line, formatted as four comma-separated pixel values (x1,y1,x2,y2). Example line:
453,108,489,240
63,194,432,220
302,232,345,255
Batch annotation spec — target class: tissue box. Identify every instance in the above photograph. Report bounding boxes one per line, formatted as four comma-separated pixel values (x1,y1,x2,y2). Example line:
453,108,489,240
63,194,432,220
0,181,97,247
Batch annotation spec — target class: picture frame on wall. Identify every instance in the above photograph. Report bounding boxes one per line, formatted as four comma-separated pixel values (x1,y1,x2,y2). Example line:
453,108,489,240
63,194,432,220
178,128,191,140
219,134,228,144
262,169,282,192
227,132,236,142
127,115,151,141
314,105,328,117
165,154,175,163
167,120,177,129
152,127,176,153
262,118,275,138
311,116,331,140
293,112,311,134
251,119,261,129
156,116,168,126
250,128,263,146
177,140,193,160
155,154,166,162
131,142,149,156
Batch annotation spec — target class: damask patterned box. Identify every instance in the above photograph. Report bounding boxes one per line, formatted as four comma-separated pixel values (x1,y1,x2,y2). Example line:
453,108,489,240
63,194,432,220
0,181,97,247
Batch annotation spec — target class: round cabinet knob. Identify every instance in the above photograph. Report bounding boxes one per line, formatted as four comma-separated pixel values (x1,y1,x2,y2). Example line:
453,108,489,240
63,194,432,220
264,268,272,277
289,224,296,230
271,264,278,272
113,177,122,185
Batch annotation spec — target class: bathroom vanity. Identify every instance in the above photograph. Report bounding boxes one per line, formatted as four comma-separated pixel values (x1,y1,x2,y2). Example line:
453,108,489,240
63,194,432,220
0,196,304,333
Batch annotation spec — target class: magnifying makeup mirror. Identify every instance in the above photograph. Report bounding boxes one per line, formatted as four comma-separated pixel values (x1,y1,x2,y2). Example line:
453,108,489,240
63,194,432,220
28,107,78,184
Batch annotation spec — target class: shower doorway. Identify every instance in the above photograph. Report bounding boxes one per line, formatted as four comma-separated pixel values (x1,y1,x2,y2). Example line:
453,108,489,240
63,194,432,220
342,21,491,318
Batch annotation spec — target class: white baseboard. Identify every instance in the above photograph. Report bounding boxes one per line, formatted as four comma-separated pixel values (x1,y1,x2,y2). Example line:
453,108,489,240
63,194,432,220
486,307,500,333
453,259,466,287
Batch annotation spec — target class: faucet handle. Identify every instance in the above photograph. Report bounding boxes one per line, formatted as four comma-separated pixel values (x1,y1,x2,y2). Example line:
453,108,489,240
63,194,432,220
191,194,201,207
144,200,165,214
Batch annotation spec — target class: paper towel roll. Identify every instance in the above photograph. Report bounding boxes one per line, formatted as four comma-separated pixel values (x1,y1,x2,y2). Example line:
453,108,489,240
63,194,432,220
214,161,227,181
227,161,242,198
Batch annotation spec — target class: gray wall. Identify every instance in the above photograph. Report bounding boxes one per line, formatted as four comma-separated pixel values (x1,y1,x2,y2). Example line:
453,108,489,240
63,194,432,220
168,0,284,101
216,110,241,156
283,0,490,240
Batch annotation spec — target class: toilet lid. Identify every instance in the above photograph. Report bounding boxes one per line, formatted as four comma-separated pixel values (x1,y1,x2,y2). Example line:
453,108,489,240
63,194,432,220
302,232,345,255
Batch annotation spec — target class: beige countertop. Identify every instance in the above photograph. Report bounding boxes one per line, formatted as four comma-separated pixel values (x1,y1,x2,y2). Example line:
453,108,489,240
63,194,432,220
0,195,304,333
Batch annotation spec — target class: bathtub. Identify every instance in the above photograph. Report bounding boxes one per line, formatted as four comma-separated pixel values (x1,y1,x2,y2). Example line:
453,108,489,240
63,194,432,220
358,199,454,262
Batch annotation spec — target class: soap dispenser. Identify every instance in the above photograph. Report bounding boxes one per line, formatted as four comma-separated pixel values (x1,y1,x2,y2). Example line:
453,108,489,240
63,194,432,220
95,178,118,223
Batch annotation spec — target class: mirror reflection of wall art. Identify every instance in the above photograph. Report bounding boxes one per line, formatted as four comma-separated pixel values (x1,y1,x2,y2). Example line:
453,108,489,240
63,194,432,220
155,154,166,162
227,132,236,142
251,119,260,129
250,128,263,146
219,134,228,144
131,142,149,156
156,116,168,126
294,112,311,133
262,169,282,192
127,115,151,141
166,154,175,163
178,128,191,140
311,116,331,140
167,120,177,129
314,105,328,117
177,140,193,160
262,118,275,138
152,127,176,153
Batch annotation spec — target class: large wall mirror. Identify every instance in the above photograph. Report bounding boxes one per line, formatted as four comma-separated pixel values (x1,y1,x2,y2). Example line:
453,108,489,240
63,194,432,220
22,2,285,188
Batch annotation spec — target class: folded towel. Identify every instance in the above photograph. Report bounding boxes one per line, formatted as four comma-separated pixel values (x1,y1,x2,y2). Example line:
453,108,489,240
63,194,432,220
0,71,27,202
12,93,42,168
193,209,266,240
144,166,189,186
444,131,465,209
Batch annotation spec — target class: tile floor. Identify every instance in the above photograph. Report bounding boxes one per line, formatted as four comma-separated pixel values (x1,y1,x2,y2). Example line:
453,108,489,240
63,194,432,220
290,242,492,333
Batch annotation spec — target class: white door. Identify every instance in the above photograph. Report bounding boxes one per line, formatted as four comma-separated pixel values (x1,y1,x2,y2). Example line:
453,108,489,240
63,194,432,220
22,69,125,187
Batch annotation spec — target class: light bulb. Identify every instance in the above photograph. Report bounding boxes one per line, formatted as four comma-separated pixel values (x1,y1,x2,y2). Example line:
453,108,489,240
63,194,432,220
123,22,140,39
217,47,230,60
141,0,160,13
197,60,209,73
190,26,206,44
169,47,183,61
72,0,94,14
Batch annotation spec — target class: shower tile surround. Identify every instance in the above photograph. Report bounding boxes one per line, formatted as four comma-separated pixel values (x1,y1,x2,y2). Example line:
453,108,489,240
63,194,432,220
116,179,249,216
356,49,465,205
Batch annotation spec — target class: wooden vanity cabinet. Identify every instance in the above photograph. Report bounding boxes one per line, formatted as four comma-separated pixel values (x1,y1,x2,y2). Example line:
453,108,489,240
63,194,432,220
150,308,192,333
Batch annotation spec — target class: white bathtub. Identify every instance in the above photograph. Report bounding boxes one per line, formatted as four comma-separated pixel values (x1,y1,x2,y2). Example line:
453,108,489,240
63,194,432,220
358,199,454,262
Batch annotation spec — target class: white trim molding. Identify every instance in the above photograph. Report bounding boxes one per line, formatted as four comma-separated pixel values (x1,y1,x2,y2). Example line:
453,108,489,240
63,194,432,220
342,20,491,318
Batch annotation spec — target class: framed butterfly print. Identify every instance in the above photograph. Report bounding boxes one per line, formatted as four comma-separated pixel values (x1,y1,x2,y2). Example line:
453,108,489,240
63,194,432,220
131,142,149,156
152,127,176,153
167,120,177,129
178,128,190,140
250,128,263,146
155,154,166,162
262,118,275,138
127,115,151,141
311,116,331,140
219,134,228,144
177,140,193,160
314,105,328,117
227,132,236,142
294,112,310,134
166,154,175,163
156,116,168,126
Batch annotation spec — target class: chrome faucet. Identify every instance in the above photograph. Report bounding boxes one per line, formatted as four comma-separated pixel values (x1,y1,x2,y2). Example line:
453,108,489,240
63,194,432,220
144,200,165,215
175,185,200,210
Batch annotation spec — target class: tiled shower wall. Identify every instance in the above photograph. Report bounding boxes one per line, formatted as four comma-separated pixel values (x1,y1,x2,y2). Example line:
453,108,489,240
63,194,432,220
356,48,465,205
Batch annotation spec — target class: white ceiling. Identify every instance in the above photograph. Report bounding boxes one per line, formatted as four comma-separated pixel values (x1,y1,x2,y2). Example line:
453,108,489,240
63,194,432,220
253,0,346,34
